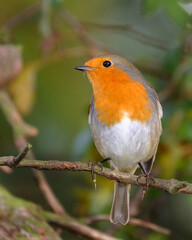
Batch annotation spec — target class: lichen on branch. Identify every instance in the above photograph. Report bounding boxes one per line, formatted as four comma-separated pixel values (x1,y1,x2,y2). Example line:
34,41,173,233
0,157,191,195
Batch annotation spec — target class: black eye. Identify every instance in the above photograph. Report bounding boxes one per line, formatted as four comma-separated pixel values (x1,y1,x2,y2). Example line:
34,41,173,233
103,61,111,68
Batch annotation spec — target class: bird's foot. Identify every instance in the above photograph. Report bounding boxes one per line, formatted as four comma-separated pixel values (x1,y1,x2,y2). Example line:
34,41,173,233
88,158,110,189
137,173,155,199
137,162,155,198
88,158,110,175
88,160,102,190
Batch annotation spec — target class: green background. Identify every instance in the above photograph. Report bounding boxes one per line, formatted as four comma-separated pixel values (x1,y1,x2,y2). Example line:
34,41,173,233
0,0,192,239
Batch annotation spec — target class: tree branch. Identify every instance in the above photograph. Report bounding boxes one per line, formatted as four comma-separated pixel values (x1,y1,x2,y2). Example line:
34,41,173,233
83,22,169,50
3,2,41,31
0,89,65,215
46,212,120,240
0,157,191,195
129,217,170,235
84,215,170,235
0,183,120,240
0,89,38,138
60,9,112,57
7,143,32,167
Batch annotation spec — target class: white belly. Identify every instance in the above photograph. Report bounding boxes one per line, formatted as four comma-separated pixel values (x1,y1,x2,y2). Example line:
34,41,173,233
89,112,158,170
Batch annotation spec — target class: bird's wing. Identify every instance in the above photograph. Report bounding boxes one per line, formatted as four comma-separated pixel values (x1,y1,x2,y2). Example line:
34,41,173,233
144,82,163,120
139,147,158,174
137,75,163,174
139,82,162,174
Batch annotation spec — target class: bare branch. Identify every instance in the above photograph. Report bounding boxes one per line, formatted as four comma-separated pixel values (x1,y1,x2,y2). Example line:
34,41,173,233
83,22,169,50
84,215,170,235
0,89,65,215
0,89,38,138
0,158,191,195
0,182,119,240
46,212,120,240
129,217,170,235
60,9,110,57
7,143,32,167
3,2,41,31
0,166,12,174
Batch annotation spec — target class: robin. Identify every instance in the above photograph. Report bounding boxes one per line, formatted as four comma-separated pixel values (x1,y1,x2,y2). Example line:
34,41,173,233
75,55,163,225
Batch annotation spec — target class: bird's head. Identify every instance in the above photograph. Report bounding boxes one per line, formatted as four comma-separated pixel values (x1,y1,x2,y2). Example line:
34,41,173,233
75,55,141,87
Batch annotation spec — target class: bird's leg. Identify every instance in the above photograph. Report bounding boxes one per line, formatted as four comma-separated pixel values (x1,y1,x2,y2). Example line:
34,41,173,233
88,160,97,189
88,160,95,179
88,157,110,173
137,162,155,199
98,157,110,171
88,158,110,190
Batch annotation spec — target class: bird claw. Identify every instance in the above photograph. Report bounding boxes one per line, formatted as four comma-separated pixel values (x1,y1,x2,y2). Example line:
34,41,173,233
88,160,104,190
137,174,155,199
88,160,103,178
88,158,110,189
97,162,104,171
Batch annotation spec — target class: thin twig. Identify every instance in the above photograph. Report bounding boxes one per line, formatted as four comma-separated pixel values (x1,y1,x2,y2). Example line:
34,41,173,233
129,217,170,235
83,22,169,50
0,166,12,174
84,214,110,224
84,215,170,235
0,158,191,195
0,89,38,138
3,2,41,31
0,89,65,215
45,212,120,240
60,9,109,57
7,143,32,167
31,164,66,215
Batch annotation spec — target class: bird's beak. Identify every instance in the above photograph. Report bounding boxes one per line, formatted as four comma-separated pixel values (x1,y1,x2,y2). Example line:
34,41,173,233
74,66,93,71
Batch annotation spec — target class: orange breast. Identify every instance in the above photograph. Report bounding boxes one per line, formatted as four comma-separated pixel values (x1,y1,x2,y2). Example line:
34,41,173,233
88,69,153,126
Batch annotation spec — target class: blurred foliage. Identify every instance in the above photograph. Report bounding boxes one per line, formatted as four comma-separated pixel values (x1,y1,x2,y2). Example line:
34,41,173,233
0,0,192,239
143,0,190,26
8,62,39,115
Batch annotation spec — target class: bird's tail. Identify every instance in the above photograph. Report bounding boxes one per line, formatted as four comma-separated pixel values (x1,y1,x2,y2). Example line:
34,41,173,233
110,181,130,225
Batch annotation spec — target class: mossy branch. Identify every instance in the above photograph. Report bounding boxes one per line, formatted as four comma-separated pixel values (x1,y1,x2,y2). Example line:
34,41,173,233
0,157,191,195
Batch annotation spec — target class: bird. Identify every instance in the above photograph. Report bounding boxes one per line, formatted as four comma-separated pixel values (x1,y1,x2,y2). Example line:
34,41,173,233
75,55,163,225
